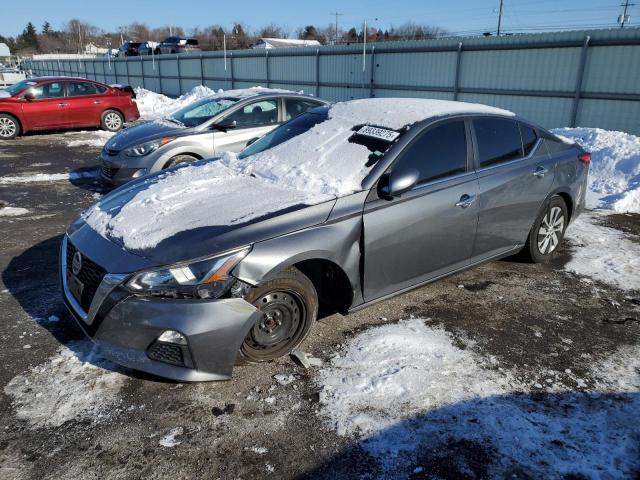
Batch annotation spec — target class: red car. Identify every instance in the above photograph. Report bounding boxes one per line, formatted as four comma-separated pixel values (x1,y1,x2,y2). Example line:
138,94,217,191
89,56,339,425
0,77,140,139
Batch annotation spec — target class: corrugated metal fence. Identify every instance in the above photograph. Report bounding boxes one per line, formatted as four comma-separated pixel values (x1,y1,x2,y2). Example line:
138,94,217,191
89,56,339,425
24,28,640,134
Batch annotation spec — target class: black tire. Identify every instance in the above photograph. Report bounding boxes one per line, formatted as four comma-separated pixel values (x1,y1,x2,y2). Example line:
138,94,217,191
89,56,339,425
523,195,569,263
100,109,124,132
0,114,20,139
165,154,197,169
239,267,318,363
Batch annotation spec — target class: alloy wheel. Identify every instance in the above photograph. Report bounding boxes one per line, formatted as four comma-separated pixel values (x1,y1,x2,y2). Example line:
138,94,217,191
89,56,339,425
0,117,17,138
537,206,565,254
104,112,122,131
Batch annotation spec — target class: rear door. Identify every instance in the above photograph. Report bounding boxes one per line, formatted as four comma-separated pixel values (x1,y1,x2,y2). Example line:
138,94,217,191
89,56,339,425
20,81,69,129
471,117,554,260
363,118,479,301
213,98,280,153
65,81,108,127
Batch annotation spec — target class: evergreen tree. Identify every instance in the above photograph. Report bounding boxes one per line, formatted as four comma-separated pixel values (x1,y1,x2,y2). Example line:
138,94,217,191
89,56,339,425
18,22,39,50
42,21,52,35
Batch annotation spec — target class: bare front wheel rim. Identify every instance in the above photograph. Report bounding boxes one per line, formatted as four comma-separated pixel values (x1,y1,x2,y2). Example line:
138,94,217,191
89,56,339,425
0,118,17,137
104,113,122,130
537,206,564,254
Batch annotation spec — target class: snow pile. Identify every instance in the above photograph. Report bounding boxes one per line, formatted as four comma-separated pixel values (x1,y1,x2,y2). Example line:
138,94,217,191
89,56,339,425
83,98,512,250
564,211,640,290
0,171,96,184
134,85,294,120
4,341,127,427
65,130,115,147
552,127,640,213
0,206,29,216
159,427,183,447
318,319,516,437
318,319,640,478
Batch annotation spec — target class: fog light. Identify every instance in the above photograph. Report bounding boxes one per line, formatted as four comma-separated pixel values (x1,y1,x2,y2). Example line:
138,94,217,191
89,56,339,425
157,330,187,345
131,168,149,178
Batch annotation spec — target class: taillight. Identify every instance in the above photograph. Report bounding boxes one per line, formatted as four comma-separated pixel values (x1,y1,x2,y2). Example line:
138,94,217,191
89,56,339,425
578,152,591,163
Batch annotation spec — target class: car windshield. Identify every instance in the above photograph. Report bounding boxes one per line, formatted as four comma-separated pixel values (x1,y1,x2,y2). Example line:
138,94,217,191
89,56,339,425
239,110,329,159
6,79,38,96
168,97,238,128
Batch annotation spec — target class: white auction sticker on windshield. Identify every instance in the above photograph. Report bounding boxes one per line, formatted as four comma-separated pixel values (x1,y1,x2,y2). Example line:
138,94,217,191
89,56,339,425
356,125,400,142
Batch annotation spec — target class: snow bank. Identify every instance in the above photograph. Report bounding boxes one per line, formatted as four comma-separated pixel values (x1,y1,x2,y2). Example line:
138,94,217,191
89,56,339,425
0,206,29,216
84,98,513,250
134,85,295,120
552,127,640,213
4,341,127,427
318,319,640,478
564,211,640,290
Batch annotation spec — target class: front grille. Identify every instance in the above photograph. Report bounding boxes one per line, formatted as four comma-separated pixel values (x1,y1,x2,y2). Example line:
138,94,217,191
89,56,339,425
66,242,107,311
105,148,119,156
147,342,185,367
101,164,119,179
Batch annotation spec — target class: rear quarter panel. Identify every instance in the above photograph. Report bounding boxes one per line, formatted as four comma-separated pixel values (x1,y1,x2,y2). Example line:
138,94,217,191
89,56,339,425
546,141,588,221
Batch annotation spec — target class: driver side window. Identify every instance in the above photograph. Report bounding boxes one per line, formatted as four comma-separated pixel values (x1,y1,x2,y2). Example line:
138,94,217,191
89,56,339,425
224,99,279,128
30,82,65,99
392,120,468,185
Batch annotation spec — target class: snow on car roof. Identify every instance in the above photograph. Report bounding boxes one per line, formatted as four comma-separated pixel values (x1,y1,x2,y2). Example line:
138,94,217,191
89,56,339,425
83,98,514,250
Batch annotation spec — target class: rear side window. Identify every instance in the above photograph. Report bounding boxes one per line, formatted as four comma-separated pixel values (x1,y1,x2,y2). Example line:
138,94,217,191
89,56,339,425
474,118,523,168
393,120,467,184
519,124,538,156
285,98,323,120
66,81,100,96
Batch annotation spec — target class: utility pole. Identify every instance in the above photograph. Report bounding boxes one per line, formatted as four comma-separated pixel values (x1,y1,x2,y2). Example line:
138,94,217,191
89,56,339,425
330,12,343,44
497,0,504,35
619,0,635,28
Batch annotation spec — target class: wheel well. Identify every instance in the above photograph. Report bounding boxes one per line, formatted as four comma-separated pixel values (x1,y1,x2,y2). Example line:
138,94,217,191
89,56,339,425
102,107,124,119
294,259,353,318
556,192,574,220
163,153,203,169
0,112,22,132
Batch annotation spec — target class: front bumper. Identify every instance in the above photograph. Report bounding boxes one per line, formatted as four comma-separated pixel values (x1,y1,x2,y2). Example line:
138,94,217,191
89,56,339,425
60,236,261,381
100,148,157,186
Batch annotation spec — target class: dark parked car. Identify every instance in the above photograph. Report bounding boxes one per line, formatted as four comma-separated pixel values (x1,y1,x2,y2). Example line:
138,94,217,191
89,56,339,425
155,37,201,55
117,42,144,56
0,77,140,139
61,98,589,381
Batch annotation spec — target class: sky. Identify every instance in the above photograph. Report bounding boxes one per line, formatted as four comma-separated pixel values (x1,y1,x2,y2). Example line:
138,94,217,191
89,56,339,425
1,0,636,38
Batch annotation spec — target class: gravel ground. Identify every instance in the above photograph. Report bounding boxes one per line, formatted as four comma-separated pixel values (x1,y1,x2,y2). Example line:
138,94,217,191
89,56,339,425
0,130,638,479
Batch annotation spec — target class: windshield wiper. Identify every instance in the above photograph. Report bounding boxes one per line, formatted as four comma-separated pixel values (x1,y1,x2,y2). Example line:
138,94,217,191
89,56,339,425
164,117,185,127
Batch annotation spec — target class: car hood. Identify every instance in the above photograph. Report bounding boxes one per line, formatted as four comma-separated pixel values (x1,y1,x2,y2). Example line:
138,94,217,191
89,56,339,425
105,119,197,151
68,166,336,272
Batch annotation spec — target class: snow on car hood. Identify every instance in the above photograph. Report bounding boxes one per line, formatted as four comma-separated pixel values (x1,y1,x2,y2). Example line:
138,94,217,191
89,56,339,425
83,98,514,252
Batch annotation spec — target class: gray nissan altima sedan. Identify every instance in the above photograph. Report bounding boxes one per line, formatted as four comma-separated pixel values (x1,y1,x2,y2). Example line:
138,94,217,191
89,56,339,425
61,98,590,381
100,88,328,185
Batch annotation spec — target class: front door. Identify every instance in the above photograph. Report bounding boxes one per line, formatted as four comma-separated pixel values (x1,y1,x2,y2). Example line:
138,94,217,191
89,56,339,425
363,119,479,301
21,81,69,129
214,99,280,153
471,118,555,260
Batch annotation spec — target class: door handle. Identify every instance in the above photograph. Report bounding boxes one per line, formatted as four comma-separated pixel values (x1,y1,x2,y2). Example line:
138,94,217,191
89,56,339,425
94,100,102,105
57,102,67,107
533,166,548,178
455,194,476,208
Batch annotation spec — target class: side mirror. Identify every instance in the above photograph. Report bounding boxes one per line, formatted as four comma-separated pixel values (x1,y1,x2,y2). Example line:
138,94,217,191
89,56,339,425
212,119,237,132
23,91,36,101
379,168,419,198
246,137,259,147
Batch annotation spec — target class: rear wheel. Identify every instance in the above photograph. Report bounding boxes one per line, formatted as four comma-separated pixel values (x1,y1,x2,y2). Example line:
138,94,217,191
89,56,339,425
100,109,124,132
0,114,20,139
239,267,318,363
165,154,198,169
523,195,568,263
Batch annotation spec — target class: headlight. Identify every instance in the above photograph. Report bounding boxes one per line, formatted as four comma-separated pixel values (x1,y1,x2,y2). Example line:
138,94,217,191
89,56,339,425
126,247,251,299
124,137,174,157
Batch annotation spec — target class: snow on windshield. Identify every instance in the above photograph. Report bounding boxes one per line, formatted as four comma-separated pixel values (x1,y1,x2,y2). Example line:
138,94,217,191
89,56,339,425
84,98,514,250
